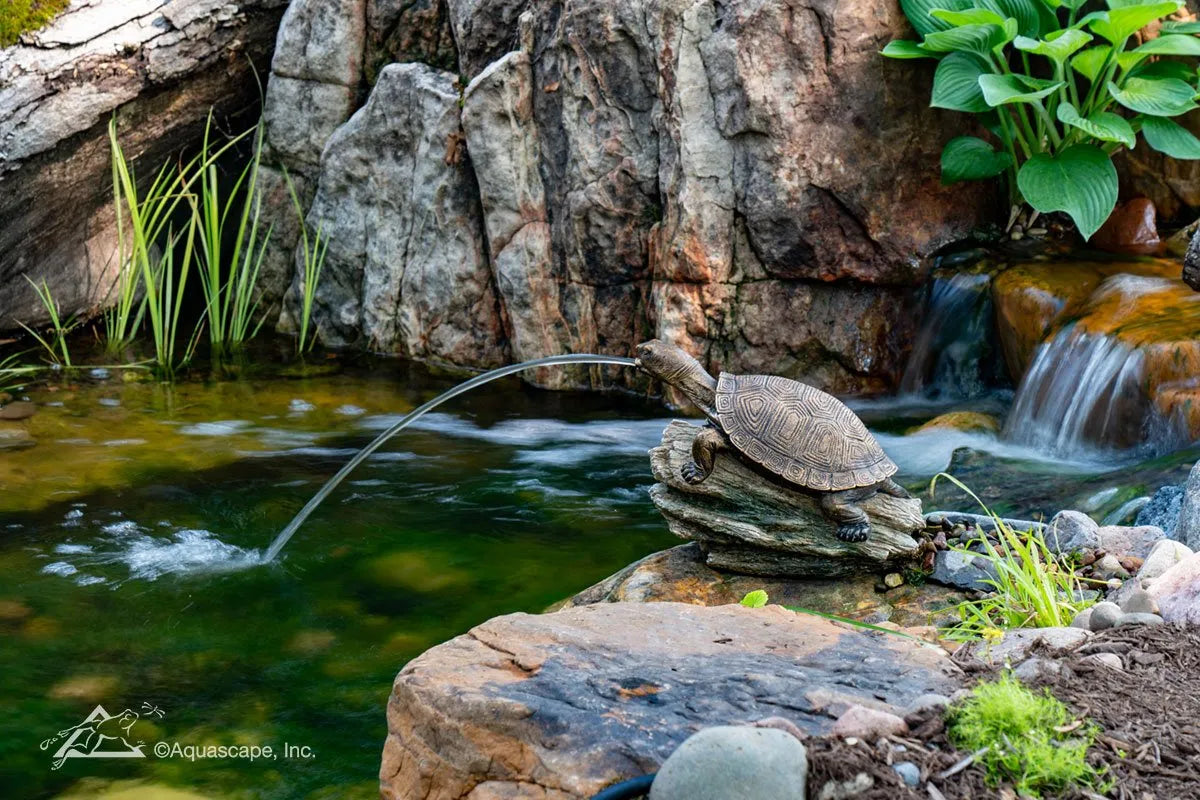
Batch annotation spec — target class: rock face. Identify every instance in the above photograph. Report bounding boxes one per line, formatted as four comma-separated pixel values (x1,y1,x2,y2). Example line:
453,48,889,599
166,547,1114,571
294,63,506,366
560,542,966,628
648,421,923,576
253,0,995,390
0,0,287,328
380,602,962,799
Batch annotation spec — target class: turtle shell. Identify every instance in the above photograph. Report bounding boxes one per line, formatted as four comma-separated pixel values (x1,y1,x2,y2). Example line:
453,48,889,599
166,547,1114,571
714,373,897,492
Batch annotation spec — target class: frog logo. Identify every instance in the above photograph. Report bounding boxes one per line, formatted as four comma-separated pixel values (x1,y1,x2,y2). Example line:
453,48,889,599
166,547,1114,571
40,703,160,770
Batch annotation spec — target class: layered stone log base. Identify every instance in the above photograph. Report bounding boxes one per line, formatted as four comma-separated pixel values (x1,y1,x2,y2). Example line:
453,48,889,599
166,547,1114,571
649,421,923,577
380,602,962,800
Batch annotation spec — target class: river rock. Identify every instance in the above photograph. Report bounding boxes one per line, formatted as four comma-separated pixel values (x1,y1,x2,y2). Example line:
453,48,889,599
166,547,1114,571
1114,612,1164,627
647,422,923,577
1172,461,1200,551
1093,554,1130,580
1096,524,1165,560
1047,510,1101,554
1119,588,1159,615
1146,552,1200,625
831,705,908,741
648,726,807,800
1136,485,1184,538
0,0,286,330
379,602,960,799
961,627,1090,666
1091,197,1160,254
1139,539,1194,582
1089,601,1123,631
293,63,508,367
559,543,965,627
928,550,999,592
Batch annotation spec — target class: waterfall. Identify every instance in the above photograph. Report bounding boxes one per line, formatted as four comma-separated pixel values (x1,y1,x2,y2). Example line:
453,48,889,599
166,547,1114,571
900,273,997,399
1004,325,1149,458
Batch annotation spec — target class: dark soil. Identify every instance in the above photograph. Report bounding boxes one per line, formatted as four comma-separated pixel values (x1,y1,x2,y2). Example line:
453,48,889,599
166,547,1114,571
806,624,1200,799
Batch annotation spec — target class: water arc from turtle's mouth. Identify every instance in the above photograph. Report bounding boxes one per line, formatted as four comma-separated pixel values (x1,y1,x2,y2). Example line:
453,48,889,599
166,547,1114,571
263,354,638,561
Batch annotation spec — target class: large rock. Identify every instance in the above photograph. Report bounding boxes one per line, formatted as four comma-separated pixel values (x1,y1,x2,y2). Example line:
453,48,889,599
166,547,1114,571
379,602,962,799
1173,461,1200,551
648,421,923,576
294,63,507,366
0,0,287,329
1146,551,1200,624
560,542,966,627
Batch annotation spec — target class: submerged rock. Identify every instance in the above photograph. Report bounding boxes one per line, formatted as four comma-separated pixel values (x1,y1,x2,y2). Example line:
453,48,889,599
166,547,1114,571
910,411,999,435
648,422,923,577
379,602,960,799
559,543,966,628
649,726,808,800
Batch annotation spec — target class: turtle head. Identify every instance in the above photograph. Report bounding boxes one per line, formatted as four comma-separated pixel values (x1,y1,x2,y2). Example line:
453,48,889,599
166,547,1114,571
635,340,717,410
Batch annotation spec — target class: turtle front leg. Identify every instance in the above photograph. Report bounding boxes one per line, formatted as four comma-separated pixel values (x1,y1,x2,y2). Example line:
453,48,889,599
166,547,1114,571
820,490,872,543
681,427,729,485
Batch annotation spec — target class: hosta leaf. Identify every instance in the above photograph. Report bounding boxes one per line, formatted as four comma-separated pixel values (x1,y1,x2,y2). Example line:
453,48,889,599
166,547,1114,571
931,52,993,112
1088,2,1183,44
1134,33,1200,55
979,73,1064,105
1108,76,1198,116
1016,144,1118,239
1014,29,1093,62
924,23,1011,55
1071,46,1111,82
1162,20,1200,33
992,0,1044,37
901,0,974,36
1128,59,1197,82
1056,102,1137,147
882,40,937,58
931,7,1008,25
941,136,1014,183
1141,115,1200,157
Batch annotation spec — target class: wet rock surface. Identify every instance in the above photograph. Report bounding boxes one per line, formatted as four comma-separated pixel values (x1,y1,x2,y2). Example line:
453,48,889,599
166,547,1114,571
560,543,965,627
648,422,923,577
380,602,962,800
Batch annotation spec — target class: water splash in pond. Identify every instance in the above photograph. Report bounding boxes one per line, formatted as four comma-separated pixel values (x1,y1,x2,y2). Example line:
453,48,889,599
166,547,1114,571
264,353,637,561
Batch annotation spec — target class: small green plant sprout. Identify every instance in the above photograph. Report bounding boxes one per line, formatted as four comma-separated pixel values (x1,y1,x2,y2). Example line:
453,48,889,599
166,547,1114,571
17,277,77,368
883,0,1200,239
931,473,1094,642
285,169,328,355
740,589,770,607
949,672,1107,797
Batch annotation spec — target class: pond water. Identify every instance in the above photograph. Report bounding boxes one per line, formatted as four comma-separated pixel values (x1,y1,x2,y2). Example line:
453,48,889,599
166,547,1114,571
2,354,1197,798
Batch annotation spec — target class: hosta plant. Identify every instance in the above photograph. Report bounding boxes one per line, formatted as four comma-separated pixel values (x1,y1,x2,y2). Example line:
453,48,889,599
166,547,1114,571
884,0,1200,239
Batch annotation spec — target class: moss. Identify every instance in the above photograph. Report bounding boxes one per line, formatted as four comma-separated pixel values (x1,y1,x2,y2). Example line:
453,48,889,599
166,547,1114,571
948,673,1107,798
0,0,70,48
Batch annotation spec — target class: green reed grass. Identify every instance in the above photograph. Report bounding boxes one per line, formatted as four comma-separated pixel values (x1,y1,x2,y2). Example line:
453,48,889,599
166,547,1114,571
285,169,327,354
932,473,1093,642
17,277,75,367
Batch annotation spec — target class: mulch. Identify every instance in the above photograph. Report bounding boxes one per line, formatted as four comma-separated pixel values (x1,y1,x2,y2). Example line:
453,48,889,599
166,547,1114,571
806,624,1200,800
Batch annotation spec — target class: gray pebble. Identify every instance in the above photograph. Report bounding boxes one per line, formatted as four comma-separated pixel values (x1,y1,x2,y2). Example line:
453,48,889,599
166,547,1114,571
1114,612,1164,627
649,726,807,800
1070,607,1094,630
1119,588,1159,615
892,761,920,788
1089,601,1122,631
1080,652,1123,670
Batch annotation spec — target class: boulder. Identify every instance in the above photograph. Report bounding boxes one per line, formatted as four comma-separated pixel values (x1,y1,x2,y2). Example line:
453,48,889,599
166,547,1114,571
1173,461,1200,551
649,726,808,800
559,543,966,628
1096,524,1165,560
293,63,508,367
647,422,923,577
1047,510,1100,554
380,602,961,799
1136,485,1184,538
1146,552,1200,625
0,0,287,329
1139,539,1194,582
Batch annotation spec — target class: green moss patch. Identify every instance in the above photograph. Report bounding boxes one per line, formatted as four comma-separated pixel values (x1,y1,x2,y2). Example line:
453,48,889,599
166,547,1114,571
1,0,70,48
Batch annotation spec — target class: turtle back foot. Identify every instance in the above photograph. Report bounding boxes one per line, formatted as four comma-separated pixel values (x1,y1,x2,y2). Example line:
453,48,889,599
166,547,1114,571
835,522,871,543
681,461,708,484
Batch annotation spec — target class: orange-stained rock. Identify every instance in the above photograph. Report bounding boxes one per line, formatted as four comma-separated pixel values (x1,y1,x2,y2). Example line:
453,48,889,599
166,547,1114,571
1092,198,1160,254
992,258,1181,380
380,602,962,800
910,411,1000,436
557,543,965,628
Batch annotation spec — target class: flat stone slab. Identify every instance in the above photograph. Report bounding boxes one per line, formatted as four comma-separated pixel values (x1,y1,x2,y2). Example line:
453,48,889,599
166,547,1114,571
649,421,923,576
381,602,962,799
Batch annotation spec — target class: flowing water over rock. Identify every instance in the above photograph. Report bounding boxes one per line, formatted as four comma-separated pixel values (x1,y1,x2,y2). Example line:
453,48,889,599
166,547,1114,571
900,272,998,400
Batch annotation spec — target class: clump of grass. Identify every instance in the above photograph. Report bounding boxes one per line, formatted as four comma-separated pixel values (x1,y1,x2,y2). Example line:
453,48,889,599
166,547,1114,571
0,0,69,47
285,169,327,355
17,277,76,367
933,473,1093,642
949,672,1107,798
0,351,38,394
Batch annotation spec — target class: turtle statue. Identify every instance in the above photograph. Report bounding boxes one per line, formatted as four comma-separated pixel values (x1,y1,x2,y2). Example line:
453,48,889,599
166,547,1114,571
635,339,909,543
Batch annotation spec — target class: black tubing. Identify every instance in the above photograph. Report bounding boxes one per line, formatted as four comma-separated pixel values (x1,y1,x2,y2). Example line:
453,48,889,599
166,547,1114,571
589,773,656,800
